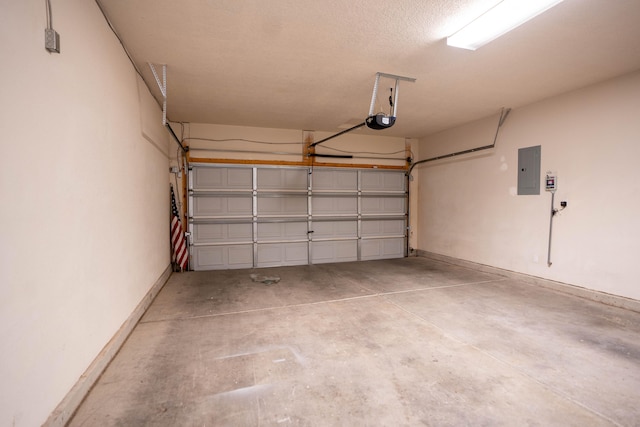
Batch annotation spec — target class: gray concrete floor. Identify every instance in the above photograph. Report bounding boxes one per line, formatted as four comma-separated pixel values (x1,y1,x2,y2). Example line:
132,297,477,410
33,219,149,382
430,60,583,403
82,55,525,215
69,257,640,426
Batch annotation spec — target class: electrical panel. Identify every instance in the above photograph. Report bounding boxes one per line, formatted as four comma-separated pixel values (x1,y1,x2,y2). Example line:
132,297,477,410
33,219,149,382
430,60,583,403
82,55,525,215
517,145,541,195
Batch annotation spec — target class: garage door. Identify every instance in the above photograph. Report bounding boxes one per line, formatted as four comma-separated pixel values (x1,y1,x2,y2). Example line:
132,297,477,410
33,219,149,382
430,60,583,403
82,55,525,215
188,164,407,270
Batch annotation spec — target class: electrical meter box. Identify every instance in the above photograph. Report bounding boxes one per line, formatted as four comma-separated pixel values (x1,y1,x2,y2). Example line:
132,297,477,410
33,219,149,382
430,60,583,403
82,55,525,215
545,173,557,192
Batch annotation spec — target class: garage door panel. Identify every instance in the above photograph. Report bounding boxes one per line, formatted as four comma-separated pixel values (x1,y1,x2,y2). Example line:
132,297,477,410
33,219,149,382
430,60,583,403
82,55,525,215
193,223,252,244
361,170,405,192
257,242,308,267
193,196,253,217
361,219,405,237
228,245,255,267
191,245,254,270
311,197,357,215
312,169,357,191
257,168,308,190
257,196,307,216
257,222,308,242
311,241,358,264
361,197,406,215
193,167,252,190
311,221,357,239
361,238,405,260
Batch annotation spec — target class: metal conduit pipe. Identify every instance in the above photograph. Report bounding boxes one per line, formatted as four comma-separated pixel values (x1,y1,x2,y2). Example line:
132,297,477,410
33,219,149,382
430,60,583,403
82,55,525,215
407,107,511,177
547,191,556,266
405,107,511,256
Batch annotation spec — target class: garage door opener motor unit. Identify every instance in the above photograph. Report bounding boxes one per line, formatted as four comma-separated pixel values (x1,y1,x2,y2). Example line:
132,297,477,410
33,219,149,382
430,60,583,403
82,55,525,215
309,72,416,149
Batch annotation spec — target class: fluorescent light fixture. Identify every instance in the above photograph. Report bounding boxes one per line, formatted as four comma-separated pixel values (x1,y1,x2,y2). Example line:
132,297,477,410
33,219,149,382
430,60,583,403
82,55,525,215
447,0,564,50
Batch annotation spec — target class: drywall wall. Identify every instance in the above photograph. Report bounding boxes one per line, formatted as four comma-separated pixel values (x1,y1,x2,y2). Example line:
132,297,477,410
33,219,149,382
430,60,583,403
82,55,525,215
416,70,640,301
0,1,170,426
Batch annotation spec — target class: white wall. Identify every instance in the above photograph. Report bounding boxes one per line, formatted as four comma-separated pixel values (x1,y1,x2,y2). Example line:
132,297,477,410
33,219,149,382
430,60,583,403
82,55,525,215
0,1,170,425
416,71,640,301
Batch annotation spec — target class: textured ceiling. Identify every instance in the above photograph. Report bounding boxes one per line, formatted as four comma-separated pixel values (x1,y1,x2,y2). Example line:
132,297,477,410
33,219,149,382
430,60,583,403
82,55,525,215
98,0,640,139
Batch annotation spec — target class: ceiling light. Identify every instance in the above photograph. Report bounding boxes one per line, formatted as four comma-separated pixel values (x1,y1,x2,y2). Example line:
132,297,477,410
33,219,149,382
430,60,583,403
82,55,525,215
447,0,564,50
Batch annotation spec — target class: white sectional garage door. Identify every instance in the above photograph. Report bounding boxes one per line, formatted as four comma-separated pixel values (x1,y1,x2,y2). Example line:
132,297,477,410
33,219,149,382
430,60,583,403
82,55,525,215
188,164,407,270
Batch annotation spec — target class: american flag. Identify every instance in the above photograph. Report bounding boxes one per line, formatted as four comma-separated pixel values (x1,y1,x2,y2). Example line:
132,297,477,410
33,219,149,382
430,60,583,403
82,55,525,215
171,185,188,271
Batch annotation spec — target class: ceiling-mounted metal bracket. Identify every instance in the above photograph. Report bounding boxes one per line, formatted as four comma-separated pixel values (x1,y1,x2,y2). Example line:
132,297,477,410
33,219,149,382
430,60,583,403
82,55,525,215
368,72,417,118
147,62,188,153
148,62,167,125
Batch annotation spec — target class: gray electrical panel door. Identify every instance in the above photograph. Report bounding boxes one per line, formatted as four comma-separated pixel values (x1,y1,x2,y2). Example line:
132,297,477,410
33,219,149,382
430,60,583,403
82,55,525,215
188,165,407,270
517,145,541,195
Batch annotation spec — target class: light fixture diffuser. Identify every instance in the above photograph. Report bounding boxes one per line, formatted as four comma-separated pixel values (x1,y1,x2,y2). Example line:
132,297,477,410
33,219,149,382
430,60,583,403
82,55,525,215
447,0,564,50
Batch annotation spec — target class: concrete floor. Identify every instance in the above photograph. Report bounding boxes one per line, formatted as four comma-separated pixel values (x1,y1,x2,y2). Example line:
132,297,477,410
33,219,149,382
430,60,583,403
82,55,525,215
69,257,640,426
